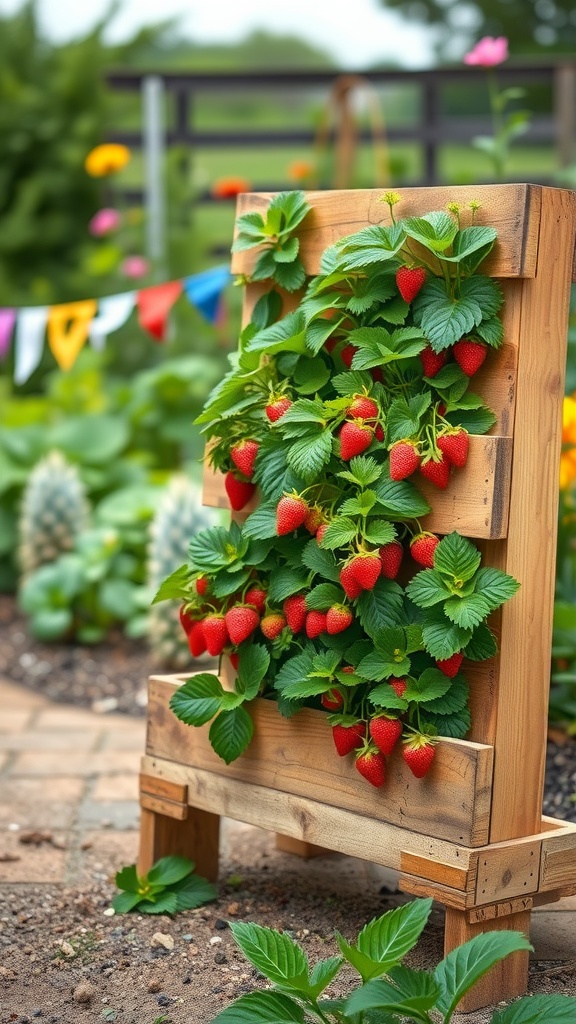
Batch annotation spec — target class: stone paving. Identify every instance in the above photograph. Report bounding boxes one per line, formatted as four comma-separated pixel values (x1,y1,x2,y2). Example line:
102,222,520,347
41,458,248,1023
1,673,576,966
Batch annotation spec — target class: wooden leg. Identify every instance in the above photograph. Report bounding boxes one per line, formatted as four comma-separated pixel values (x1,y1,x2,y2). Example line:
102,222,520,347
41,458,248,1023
444,907,530,1012
138,805,220,881
275,834,332,859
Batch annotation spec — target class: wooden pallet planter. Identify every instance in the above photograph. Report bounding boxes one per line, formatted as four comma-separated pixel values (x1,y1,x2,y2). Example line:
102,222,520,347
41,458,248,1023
139,183,576,1011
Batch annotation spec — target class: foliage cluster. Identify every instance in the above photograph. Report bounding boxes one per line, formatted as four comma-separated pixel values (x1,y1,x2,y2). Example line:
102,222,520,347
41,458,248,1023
113,855,216,915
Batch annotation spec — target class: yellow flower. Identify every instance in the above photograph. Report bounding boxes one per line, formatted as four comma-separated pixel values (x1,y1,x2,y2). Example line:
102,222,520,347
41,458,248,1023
560,394,576,489
85,144,131,177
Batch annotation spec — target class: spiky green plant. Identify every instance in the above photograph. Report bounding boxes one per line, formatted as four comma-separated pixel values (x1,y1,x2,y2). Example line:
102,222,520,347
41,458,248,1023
19,450,90,575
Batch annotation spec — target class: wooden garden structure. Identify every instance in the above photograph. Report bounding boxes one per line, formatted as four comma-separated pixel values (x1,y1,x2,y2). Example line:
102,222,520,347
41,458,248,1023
139,184,576,1010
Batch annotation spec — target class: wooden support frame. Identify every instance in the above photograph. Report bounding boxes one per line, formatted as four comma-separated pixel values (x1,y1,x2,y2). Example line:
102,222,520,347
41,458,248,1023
139,184,576,1011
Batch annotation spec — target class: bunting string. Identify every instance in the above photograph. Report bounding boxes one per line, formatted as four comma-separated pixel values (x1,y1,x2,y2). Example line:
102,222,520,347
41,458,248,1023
0,266,231,383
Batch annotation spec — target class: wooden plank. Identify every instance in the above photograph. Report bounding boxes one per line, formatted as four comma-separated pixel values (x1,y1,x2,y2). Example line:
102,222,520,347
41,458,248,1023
140,773,187,804
275,835,332,858
399,851,472,892
444,907,530,1012
138,801,220,882
467,896,534,923
141,754,475,870
231,184,542,279
146,676,494,847
489,187,576,843
475,840,541,904
140,793,188,821
399,873,468,911
540,830,576,890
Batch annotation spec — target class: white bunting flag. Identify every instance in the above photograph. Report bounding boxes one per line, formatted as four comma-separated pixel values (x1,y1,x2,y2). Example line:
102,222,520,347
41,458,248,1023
89,291,136,351
14,307,48,384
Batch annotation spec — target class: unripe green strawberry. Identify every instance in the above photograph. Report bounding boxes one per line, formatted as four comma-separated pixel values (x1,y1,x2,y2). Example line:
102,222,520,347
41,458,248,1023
326,604,353,635
453,339,488,376
321,688,343,711
420,344,447,378
339,562,363,600
379,540,403,579
276,493,309,535
339,420,373,460
188,620,207,657
305,610,327,638
396,265,426,302
224,605,260,646
355,747,387,787
437,429,469,468
419,452,451,489
230,439,259,479
390,677,407,698
331,721,366,756
348,394,379,420
369,715,402,755
402,734,436,778
265,396,292,422
410,532,440,568
389,440,420,481
436,652,464,677
260,613,287,640
245,587,267,614
224,472,256,511
202,614,229,656
283,594,307,633
348,552,381,591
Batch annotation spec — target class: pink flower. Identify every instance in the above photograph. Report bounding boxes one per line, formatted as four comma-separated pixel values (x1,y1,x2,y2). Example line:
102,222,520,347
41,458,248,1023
463,36,508,67
89,208,121,236
121,255,150,279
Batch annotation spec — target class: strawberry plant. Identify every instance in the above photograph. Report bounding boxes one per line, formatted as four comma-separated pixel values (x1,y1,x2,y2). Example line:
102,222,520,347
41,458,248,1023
209,897,576,1023
111,855,216,915
155,191,520,781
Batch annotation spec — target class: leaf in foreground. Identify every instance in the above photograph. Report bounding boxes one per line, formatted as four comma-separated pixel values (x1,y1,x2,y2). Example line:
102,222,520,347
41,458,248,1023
435,931,533,1019
212,990,305,1023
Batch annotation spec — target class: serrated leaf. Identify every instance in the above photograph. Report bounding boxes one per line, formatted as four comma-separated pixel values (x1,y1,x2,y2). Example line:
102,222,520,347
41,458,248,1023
424,705,471,738
402,211,458,252
238,643,270,690
373,477,431,518
331,369,375,396
147,856,193,887
445,407,497,434
492,994,576,1024
277,398,325,424
242,503,279,541
152,564,191,604
267,567,310,603
338,455,382,487
474,567,520,610
308,956,343,998
465,623,498,661
354,899,433,978
273,256,307,292
460,274,503,316
251,289,283,330
245,310,306,354
286,429,333,482
320,516,359,549
476,315,504,348
424,674,468,714
273,236,300,262
345,968,440,1016
444,593,491,629
434,532,482,582
137,892,179,915
404,668,451,703
361,520,396,546
306,583,344,610
274,648,316,694
406,569,453,608
230,922,309,989
209,707,254,764
305,316,346,355
442,226,498,265
173,873,217,910
367,684,409,711
169,674,224,726
111,890,143,914
357,650,409,682
301,540,341,581
421,608,472,660
420,295,482,351
211,990,305,1023
115,864,140,893
293,355,330,393
356,578,404,636
435,931,533,1018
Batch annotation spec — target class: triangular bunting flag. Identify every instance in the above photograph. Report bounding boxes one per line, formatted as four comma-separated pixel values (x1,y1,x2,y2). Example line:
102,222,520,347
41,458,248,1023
137,280,183,341
90,291,136,351
47,299,98,372
183,266,231,323
0,309,16,359
14,307,48,384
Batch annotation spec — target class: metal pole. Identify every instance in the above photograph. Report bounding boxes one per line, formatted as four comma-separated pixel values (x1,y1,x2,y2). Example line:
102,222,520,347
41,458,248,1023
142,75,167,280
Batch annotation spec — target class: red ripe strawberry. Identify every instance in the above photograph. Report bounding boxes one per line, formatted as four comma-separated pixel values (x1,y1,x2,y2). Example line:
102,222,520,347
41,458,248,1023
326,604,353,635
224,472,256,512
369,716,403,756
245,587,267,614
304,505,325,536
436,652,464,677
321,688,343,711
379,541,403,580
305,610,327,638
390,677,407,698
230,439,259,479
396,265,427,302
195,576,208,597
265,397,292,422
224,605,260,646
332,721,366,756
420,453,451,489
371,367,384,384
348,553,381,591
230,652,239,670
389,440,420,481
402,735,436,778
188,620,207,657
410,532,440,568
202,615,229,656
348,394,379,420
355,747,386,787
283,594,307,633
276,494,308,535
341,344,358,368
453,339,488,376
437,429,469,468
339,562,363,600
179,606,194,636
316,522,329,544
260,613,287,640
339,420,373,460
420,345,447,378
375,424,385,442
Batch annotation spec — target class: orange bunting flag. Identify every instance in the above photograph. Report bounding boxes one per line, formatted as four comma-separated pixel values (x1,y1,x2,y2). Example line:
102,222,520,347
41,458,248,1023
47,299,98,372
136,280,183,341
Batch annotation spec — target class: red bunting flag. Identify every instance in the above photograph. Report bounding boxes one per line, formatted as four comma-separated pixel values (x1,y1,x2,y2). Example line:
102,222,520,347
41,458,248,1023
136,280,183,341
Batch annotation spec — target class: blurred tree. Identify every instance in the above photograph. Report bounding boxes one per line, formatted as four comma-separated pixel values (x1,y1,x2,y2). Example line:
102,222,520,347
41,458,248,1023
378,0,576,61
128,29,335,70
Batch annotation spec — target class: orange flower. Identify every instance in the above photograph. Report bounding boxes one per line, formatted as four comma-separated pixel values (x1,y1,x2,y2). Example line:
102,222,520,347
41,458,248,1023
560,395,576,490
211,177,251,199
85,144,131,177
288,159,315,182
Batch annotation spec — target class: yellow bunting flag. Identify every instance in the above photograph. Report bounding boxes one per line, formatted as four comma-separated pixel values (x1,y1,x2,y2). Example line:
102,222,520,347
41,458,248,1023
47,299,98,372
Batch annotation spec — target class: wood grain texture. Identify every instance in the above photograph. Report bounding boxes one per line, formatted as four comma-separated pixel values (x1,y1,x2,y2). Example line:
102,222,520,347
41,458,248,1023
444,907,530,1012
138,802,220,881
275,835,332,858
231,184,542,278
140,774,187,804
399,851,472,891
146,675,494,847
475,840,540,904
140,793,188,820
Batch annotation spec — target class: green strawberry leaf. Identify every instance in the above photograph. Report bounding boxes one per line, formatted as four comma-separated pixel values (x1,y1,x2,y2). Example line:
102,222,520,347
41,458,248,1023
151,563,191,604
267,567,310,603
331,369,375,396
361,520,396,546
209,706,254,764
404,668,451,703
423,706,471,738
406,569,454,608
476,315,504,348
238,643,270,689
367,684,409,711
306,583,344,610
474,567,520,610
211,990,305,1023
418,295,483,352
441,226,497,266
357,649,410,681
421,607,473,660
444,593,492,630
424,674,468,714
286,428,334,482
169,674,224,726
230,921,309,989
272,256,307,292
434,532,482,582
337,455,382,487
402,211,458,252
444,407,497,434
301,540,341,581
372,476,431,519
435,931,533,1018
173,873,217,911
464,623,498,661
356,578,405,637
492,994,576,1024
147,856,194,887
292,355,331,393
320,516,360,549
242,503,280,541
